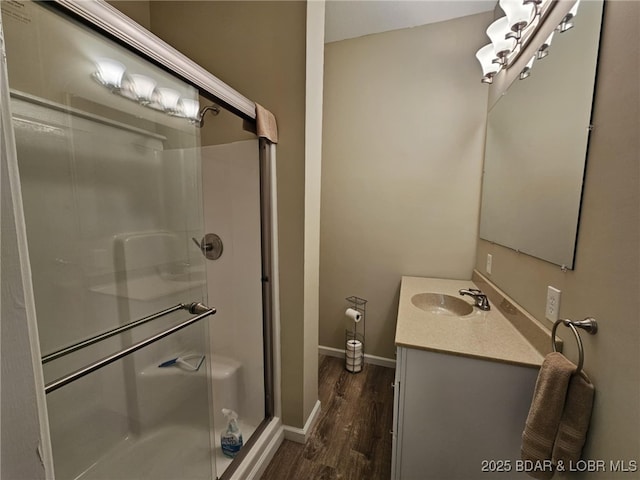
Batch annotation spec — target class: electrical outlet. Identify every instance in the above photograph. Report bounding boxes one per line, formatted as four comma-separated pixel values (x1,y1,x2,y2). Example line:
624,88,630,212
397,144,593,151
486,254,493,275
546,286,561,322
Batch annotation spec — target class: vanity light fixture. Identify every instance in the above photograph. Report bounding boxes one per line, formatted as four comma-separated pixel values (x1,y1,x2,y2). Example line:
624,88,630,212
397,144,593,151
558,0,581,32
500,0,536,41
486,17,518,65
92,59,204,124
93,58,126,91
124,74,156,105
537,31,555,59
524,0,552,15
179,98,201,122
476,44,502,84
475,0,580,83
153,87,181,114
519,55,536,80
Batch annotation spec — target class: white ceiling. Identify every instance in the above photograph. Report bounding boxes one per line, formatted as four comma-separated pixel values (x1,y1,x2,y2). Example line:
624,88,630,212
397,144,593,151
325,0,497,43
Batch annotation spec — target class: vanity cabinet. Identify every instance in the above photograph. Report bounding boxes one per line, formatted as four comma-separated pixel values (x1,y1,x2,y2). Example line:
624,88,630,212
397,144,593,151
391,346,539,480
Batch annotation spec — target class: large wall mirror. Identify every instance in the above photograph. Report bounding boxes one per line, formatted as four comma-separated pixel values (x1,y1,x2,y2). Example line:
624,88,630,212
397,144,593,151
479,0,604,269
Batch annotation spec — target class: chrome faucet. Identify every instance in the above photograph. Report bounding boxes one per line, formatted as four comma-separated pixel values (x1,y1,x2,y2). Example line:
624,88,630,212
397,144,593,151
459,288,490,311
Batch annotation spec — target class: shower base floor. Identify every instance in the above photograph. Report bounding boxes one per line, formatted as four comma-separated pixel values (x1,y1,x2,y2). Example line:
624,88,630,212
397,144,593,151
75,422,258,480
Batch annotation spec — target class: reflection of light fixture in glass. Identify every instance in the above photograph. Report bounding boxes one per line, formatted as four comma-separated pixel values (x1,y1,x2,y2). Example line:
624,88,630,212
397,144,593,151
537,31,555,59
500,0,536,40
91,58,206,125
558,0,581,32
93,58,126,91
520,55,536,80
125,74,157,105
179,98,200,121
476,44,502,84
477,0,576,84
154,87,181,114
487,17,517,65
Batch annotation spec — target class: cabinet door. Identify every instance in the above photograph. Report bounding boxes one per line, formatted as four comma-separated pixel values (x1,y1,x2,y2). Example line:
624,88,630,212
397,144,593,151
397,348,538,479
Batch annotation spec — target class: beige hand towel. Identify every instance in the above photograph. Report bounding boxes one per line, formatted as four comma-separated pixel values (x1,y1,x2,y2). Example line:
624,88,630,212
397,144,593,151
552,371,595,467
521,352,576,480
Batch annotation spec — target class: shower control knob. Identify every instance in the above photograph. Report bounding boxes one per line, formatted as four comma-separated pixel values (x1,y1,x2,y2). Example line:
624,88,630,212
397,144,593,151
192,233,223,260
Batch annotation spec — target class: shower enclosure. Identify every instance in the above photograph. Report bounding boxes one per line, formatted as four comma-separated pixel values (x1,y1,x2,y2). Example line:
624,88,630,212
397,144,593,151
0,1,277,479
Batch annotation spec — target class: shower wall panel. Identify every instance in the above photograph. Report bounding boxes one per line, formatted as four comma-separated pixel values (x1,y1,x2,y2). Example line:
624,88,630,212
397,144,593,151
201,139,265,438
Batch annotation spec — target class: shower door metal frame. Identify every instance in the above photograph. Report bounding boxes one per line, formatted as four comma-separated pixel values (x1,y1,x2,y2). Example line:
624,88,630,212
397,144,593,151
25,1,279,478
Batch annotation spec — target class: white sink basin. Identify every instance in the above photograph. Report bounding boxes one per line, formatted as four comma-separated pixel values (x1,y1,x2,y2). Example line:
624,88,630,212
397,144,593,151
410,293,474,317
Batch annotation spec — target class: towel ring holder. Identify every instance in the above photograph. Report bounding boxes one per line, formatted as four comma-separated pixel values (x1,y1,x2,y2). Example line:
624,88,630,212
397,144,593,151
551,318,598,374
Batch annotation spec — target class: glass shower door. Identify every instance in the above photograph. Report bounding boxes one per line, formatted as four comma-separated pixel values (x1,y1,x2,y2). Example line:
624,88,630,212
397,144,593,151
2,2,217,478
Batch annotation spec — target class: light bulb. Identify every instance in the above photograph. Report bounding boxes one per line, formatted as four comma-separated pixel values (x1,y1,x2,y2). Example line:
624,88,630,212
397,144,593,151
94,58,126,91
499,0,536,38
487,17,517,62
179,98,200,121
125,74,157,105
154,88,181,114
520,55,536,80
476,44,501,83
558,0,581,32
537,31,555,59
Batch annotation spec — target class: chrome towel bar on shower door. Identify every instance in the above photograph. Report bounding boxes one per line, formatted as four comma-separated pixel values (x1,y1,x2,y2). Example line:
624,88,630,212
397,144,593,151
41,303,202,364
44,303,216,394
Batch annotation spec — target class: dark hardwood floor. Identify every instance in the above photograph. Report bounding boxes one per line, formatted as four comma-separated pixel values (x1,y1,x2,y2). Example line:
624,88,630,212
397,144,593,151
261,355,395,480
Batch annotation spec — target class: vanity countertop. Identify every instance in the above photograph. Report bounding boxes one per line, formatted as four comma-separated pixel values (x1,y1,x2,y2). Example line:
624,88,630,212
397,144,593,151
395,275,546,368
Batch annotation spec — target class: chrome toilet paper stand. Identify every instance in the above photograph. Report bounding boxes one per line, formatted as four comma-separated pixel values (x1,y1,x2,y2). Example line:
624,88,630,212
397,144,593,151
345,296,367,373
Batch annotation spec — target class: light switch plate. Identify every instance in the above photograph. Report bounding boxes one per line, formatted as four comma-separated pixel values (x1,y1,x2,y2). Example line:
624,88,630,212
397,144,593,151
486,254,493,275
546,286,561,322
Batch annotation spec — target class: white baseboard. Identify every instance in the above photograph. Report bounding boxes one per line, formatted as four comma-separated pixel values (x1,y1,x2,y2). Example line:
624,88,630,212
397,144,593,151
230,416,284,480
282,399,322,444
318,345,396,368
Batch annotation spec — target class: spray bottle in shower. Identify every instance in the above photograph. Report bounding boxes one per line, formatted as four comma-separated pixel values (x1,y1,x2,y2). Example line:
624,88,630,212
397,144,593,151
221,409,243,458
